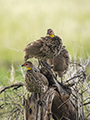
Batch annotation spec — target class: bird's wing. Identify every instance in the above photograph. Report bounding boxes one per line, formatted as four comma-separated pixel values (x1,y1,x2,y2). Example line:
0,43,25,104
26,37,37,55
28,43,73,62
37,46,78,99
53,55,65,71
35,72,49,86
24,39,43,54
24,39,47,60
24,35,62,61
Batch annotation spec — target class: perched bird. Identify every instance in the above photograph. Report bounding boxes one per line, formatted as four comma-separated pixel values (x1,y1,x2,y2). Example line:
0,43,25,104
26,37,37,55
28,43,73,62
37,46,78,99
21,61,48,94
47,46,70,83
24,29,62,61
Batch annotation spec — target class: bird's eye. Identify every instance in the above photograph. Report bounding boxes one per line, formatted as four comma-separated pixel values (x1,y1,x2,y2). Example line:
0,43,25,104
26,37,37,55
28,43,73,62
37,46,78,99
24,63,28,66
49,30,52,33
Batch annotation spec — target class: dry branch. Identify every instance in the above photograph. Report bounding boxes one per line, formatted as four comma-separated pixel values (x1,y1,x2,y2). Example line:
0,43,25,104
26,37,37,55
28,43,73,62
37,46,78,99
0,82,24,94
0,59,90,120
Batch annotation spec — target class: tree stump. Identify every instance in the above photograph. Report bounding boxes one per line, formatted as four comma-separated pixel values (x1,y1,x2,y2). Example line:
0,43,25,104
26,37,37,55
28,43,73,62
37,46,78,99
23,84,76,120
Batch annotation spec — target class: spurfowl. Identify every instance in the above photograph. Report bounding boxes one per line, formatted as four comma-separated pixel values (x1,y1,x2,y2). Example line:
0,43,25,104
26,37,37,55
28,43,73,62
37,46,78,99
24,29,62,61
21,61,48,94
47,46,70,83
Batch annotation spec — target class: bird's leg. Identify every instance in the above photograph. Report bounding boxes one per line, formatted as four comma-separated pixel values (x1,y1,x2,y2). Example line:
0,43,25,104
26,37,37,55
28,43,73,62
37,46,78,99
61,77,63,84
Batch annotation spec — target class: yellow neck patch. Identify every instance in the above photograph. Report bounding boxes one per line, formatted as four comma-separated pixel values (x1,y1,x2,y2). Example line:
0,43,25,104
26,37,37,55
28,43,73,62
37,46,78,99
27,67,31,70
49,34,55,38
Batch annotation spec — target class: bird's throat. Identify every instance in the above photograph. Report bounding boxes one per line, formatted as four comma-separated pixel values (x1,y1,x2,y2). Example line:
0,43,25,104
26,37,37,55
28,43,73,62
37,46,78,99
27,67,31,70
49,34,55,38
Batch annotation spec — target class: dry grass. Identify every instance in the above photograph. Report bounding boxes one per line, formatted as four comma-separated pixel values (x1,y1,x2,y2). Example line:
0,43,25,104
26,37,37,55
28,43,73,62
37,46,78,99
0,57,90,119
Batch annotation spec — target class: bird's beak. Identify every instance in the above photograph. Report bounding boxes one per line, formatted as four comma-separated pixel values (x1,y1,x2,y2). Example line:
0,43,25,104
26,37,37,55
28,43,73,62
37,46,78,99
21,64,24,67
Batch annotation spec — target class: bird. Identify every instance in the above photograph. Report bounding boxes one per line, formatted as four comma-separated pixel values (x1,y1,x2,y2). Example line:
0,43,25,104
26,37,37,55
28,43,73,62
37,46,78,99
21,61,49,94
24,29,62,62
47,46,70,83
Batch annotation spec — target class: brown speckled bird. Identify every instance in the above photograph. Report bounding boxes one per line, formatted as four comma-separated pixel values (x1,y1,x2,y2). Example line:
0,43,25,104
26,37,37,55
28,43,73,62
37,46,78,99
47,46,70,83
24,29,62,61
21,61,48,93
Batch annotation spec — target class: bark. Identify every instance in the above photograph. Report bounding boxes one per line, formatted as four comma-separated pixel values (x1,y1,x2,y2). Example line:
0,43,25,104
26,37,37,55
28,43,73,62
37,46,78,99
23,87,76,120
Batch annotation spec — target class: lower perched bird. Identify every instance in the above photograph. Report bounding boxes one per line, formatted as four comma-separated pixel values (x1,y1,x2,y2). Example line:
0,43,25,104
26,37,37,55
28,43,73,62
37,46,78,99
21,61,49,94
24,29,62,61
47,46,70,83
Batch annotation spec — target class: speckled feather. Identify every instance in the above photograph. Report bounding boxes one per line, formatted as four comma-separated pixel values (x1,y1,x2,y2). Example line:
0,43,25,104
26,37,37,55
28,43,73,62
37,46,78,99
25,69,48,93
47,46,70,77
24,36,62,61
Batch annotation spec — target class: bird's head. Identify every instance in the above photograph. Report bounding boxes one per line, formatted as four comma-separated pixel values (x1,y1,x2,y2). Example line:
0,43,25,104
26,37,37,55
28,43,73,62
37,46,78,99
21,61,33,70
47,29,55,38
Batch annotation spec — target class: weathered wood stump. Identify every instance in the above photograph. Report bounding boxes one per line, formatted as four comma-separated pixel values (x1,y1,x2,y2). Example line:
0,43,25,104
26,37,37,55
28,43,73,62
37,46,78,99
23,86,76,120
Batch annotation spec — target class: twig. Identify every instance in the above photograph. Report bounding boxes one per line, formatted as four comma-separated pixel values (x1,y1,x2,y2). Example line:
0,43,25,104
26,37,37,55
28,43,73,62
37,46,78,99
65,74,81,83
79,89,88,95
80,101,90,106
70,61,84,70
0,104,4,109
58,98,69,109
69,99,77,110
84,112,90,120
60,116,70,120
83,97,90,102
0,82,24,94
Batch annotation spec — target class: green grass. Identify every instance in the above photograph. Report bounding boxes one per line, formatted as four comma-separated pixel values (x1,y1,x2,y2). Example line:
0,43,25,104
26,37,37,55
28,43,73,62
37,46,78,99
0,66,23,86
0,68,10,85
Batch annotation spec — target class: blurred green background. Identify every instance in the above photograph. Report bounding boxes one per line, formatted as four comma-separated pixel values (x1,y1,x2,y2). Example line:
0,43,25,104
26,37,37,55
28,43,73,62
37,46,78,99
0,0,90,84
